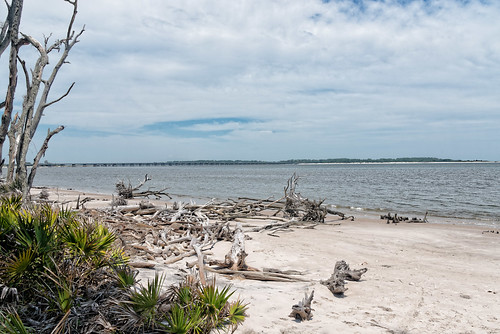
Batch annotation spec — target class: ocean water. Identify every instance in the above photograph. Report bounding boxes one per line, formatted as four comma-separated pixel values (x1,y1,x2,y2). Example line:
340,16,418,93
31,163,500,226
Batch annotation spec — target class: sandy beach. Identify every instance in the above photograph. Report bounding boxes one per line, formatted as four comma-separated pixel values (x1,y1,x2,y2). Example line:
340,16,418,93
31,187,500,333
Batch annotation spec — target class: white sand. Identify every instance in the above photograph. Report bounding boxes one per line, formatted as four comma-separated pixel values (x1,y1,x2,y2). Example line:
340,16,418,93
31,188,500,333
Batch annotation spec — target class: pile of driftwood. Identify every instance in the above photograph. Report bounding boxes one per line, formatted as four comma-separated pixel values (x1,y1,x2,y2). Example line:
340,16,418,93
77,174,350,284
113,174,171,206
381,212,428,224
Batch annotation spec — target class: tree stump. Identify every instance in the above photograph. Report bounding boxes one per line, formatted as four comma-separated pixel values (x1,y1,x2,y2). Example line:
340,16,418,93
321,260,367,295
224,222,248,271
289,290,314,321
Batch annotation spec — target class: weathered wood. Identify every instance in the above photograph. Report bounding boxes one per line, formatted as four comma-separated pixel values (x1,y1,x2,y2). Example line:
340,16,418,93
321,260,367,295
382,212,428,224
204,267,307,282
289,290,314,321
224,222,248,271
129,262,155,269
116,174,171,200
192,238,207,286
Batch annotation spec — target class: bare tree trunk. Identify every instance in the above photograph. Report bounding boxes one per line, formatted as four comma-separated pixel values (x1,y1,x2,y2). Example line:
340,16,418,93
0,0,24,177
1,0,83,200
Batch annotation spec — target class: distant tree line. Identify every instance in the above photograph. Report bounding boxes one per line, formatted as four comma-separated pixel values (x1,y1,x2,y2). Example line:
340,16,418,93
38,157,484,167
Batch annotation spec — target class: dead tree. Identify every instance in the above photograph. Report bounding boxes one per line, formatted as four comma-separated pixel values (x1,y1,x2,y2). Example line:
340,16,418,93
0,0,24,175
1,0,84,200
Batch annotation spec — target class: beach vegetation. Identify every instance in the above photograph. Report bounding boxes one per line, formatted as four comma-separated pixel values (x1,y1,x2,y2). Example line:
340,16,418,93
0,195,246,333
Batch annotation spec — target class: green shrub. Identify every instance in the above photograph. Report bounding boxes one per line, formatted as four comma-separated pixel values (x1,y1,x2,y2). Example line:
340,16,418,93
0,195,247,333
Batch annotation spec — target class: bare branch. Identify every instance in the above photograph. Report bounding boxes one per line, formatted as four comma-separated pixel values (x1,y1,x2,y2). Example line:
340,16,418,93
16,54,29,92
43,82,75,108
0,0,16,56
27,125,64,191
64,0,78,40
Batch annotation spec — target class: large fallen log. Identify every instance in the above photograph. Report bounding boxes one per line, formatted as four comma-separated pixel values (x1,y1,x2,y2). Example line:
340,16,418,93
204,267,307,282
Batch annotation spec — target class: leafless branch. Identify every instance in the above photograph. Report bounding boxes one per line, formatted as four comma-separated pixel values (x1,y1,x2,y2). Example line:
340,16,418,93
43,82,75,108
16,54,29,91
27,125,64,189
65,0,78,40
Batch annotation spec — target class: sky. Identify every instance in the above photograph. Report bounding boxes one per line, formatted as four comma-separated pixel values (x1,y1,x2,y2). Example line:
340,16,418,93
1,0,499,163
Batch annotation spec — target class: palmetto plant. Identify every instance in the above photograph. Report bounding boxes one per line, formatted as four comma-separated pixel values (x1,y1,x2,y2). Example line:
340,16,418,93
0,195,129,333
0,195,247,333
114,265,139,289
127,273,166,327
161,276,248,334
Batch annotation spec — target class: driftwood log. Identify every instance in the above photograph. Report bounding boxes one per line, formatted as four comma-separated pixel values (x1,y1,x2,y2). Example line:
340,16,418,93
321,260,367,295
224,222,249,271
289,290,314,321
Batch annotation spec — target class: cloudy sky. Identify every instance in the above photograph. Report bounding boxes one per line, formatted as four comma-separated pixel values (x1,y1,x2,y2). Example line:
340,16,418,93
2,0,499,162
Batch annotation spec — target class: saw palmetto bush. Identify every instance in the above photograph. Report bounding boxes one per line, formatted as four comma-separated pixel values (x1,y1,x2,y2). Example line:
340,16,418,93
0,195,247,333
161,275,248,334
0,195,128,333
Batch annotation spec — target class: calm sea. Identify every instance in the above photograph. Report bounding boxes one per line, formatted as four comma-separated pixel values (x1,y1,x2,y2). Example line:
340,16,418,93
32,163,500,226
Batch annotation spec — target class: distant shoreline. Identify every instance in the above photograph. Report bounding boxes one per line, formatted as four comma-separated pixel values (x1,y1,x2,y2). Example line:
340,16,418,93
34,158,496,167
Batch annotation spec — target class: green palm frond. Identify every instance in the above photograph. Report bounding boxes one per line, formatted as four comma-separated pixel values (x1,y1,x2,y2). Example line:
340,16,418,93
109,246,129,267
162,304,204,334
56,205,76,222
0,309,32,334
4,248,35,283
114,265,138,289
62,222,117,262
126,273,165,326
199,283,234,316
92,225,117,254
225,300,248,330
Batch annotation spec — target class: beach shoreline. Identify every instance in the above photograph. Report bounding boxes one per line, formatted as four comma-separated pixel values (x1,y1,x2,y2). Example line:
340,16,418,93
29,187,500,333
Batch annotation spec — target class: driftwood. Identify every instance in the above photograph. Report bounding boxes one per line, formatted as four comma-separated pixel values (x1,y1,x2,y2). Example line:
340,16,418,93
115,174,171,201
382,212,428,224
289,290,314,321
321,260,367,295
204,267,307,282
326,207,354,220
281,173,327,223
224,222,249,271
73,174,355,279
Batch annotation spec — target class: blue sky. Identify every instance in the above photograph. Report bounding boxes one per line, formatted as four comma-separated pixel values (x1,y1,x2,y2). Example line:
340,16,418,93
1,0,499,162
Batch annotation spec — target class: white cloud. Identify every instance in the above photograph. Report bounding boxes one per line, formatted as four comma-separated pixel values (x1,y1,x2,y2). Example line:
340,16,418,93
2,0,500,161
